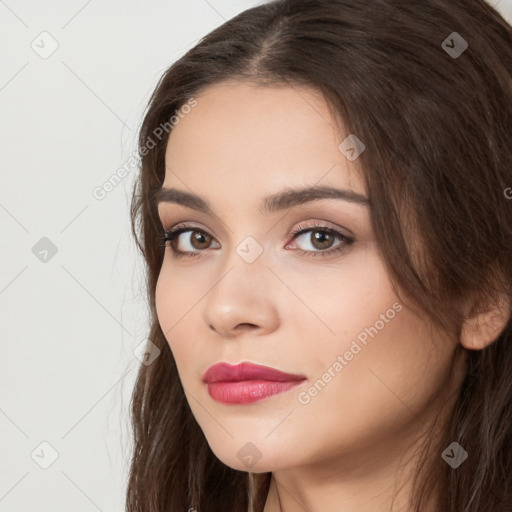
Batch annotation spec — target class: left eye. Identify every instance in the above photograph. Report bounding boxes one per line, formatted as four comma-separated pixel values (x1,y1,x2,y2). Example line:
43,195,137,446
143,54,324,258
285,226,353,256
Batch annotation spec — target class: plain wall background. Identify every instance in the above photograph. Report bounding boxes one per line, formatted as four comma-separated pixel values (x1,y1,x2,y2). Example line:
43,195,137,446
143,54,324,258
1,1,511,510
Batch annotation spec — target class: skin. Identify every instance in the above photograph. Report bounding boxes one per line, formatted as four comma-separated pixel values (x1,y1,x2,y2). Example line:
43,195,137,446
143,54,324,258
154,81,469,512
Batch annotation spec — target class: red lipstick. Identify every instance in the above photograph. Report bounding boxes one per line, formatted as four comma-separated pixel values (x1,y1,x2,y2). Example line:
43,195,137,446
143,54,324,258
202,362,306,404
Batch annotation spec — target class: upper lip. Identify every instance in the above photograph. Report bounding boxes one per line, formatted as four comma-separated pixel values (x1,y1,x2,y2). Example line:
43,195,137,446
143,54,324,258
202,362,306,383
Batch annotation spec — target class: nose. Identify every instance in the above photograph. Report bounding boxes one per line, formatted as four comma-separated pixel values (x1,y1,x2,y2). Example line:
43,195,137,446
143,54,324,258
202,256,280,340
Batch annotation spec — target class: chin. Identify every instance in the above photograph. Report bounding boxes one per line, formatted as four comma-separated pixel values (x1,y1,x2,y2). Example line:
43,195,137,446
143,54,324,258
207,442,278,473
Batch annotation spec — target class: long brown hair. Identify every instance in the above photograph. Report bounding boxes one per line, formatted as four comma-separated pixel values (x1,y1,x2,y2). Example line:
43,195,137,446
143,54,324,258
126,1,512,510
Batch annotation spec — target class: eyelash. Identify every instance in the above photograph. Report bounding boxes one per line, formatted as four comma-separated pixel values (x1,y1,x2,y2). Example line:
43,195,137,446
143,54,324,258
159,221,354,260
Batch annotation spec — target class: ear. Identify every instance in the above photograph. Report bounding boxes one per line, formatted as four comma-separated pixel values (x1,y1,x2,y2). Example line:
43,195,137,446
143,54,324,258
460,291,511,350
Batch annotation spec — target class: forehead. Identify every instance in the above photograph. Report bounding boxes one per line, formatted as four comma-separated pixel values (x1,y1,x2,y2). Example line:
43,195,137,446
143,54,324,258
163,82,366,203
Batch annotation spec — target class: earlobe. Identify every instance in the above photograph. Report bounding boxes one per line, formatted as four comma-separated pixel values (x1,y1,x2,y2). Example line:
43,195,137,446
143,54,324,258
460,292,512,350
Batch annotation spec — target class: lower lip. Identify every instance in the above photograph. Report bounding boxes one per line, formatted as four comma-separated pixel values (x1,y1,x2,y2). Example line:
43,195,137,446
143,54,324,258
206,380,305,404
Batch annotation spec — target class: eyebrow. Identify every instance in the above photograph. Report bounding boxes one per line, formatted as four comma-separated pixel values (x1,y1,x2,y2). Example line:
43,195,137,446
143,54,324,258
154,185,370,216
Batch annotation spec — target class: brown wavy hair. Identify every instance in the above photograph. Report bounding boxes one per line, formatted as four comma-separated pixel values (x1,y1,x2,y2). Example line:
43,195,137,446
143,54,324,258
126,0,512,510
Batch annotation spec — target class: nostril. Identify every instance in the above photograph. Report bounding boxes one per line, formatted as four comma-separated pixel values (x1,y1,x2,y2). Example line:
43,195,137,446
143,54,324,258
236,323,258,331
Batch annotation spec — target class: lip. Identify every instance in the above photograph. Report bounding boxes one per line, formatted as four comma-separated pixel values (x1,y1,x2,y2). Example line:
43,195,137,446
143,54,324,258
202,362,306,383
202,362,307,405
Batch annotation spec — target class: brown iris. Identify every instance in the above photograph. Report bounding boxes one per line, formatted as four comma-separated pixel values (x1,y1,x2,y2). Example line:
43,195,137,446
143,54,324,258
308,230,335,250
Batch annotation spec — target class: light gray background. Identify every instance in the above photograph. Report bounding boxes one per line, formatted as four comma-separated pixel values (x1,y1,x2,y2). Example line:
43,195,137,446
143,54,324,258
1,1,511,510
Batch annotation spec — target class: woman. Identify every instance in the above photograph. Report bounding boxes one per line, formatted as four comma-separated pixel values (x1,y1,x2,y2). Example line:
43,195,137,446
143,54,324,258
126,0,512,510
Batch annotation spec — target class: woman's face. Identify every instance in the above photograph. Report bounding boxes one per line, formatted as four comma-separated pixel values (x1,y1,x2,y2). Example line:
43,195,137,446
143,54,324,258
155,82,464,474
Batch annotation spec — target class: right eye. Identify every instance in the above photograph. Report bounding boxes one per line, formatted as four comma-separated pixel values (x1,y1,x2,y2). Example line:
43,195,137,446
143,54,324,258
161,225,220,258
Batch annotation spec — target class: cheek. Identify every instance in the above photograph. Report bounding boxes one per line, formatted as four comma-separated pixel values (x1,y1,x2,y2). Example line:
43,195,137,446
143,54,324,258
155,261,191,331
288,305,451,463
154,263,204,369
154,265,182,350
320,297,451,426
289,247,438,410
291,242,395,344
